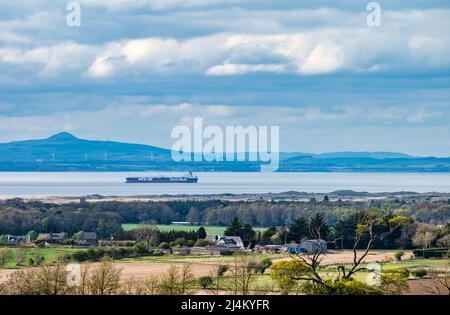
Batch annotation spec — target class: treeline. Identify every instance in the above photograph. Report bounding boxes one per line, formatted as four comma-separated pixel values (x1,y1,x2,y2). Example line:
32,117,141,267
202,200,450,226
0,198,448,239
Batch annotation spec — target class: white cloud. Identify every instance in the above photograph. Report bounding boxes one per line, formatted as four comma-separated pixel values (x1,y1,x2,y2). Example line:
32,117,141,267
206,62,285,75
79,0,239,11
0,42,95,77
406,110,441,123
0,31,30,44
1,7,449,80
88,57,115,78
300,41,344,74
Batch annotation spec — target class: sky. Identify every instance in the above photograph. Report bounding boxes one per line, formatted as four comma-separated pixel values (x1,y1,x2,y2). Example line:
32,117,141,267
0,0,449,156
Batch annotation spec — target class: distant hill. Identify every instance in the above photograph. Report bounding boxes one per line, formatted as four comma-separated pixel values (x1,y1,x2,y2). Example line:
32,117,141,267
282,151,414,161
0,132,449,172
315,151,414,159
0,132,172,163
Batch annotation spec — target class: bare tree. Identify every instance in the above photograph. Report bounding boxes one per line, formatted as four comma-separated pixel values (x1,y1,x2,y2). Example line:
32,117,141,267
160,264,196,295
74,265,91,295
88,259,122,295
275,212,409,294
119,276,160,295
16,248,26,266
135,226,159,250
228,255,260,295
412,223,438,250
423,252,450,295
178,264,195,295
0,263,73,295
338,214,409,280
211,264,229,295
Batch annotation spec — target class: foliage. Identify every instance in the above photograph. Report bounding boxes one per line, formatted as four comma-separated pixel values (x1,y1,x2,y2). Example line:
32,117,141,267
199,276,213,289
287,217,309,243
395,251,404,261
412,268,427,278
379,271,409,295
0,248,12,266
158,242,170,249
196,227,207,239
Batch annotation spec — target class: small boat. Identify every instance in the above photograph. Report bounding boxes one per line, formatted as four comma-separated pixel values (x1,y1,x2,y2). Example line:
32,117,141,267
126,171,198,184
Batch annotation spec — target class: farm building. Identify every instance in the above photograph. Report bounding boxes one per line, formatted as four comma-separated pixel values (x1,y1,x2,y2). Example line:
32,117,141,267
5,235,31,245
287,240,327,254
299,239,328,254
77,232,98,246
37,232,68,244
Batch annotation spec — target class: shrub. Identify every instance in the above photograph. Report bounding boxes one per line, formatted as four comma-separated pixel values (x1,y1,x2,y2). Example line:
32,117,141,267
199,276,213,289
255,258,273,274
0,235,8,245
413,248,449,258
133,242,148,255
159,242,171,249
412,268,427,278
0,248,12,266
173,237,187,246
388,268,410,278
394,251,404,261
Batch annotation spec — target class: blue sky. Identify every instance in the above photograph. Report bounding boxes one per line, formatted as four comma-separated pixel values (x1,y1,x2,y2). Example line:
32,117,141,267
0,0,449,155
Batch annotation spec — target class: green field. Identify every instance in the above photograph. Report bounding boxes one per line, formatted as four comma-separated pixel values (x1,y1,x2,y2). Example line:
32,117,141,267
0,247,85,269
122,224,268,234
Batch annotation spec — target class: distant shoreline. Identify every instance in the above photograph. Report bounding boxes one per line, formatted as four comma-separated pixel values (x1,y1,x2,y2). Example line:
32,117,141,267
1,190,449,205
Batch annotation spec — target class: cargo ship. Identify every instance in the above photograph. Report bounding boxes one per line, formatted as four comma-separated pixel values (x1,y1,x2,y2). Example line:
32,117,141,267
126,171,198,184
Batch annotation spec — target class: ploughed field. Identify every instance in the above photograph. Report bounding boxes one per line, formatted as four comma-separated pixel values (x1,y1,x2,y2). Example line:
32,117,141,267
0,248,448,295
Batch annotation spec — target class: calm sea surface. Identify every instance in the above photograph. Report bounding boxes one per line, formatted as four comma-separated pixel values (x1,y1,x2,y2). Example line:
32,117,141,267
0,172,450,197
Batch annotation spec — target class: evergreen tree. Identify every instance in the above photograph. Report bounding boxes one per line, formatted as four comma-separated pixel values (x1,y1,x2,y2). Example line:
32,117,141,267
288,217,309,243
224,217,242,236
197,226,207,240
261,226,278,245
241,223,256,245
309,213,329,240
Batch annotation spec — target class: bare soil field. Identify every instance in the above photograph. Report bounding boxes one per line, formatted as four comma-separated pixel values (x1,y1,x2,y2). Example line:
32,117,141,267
274,249,413,266
407,279,448,295
0,250,410,284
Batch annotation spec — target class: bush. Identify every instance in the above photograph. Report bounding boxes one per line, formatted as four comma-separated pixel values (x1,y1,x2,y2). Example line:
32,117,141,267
388,268,410,278
70,247,139,263
199,276,213,289
412,268,427,278
0,235,8,246
158,242,170,249
133,242,148,255
413,248,449,258
0,248,12,266
64,239,75,245
394,251,404,261
255,258,273,274
173,237,187,246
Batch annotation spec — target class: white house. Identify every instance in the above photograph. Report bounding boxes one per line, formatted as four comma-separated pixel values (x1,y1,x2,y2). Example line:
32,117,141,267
205,234,245,249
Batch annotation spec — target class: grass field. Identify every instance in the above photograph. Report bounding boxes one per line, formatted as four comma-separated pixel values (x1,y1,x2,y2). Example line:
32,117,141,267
122,223,268,234
0,247,85,269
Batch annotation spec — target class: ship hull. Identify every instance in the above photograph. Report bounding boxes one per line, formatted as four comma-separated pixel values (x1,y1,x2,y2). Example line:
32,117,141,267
126,177,198,184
